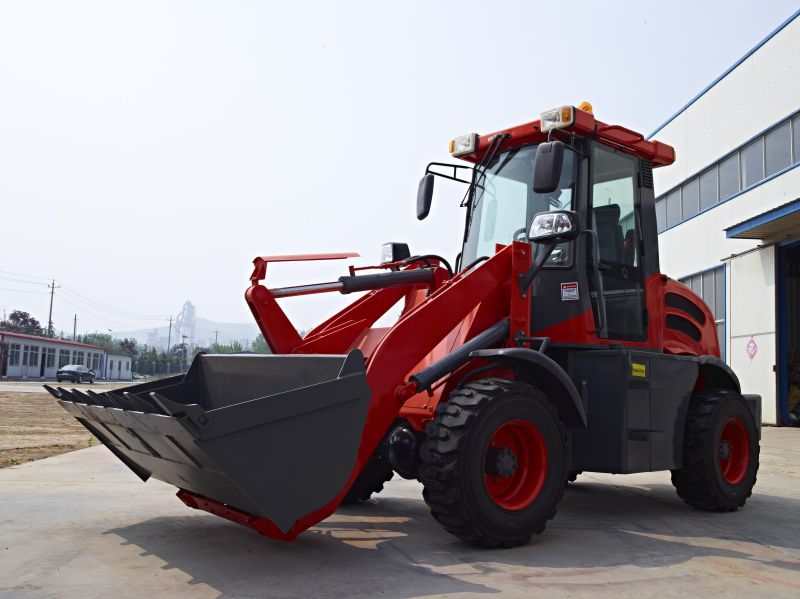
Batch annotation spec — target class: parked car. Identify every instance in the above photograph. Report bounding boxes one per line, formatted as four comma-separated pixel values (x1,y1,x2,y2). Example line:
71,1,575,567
56,364,95,384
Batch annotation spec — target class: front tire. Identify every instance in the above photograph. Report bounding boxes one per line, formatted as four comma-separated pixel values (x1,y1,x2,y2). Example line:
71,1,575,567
671,389,759,511
419,378,568,547
341,442,394,504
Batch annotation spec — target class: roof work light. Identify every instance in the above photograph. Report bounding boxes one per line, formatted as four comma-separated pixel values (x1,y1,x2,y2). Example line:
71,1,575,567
540,106,574,133
449,133,479,157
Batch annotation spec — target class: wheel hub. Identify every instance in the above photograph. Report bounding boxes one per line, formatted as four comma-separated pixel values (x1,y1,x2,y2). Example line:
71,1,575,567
719,439,731,460
485,445,518,478
482,419,548,511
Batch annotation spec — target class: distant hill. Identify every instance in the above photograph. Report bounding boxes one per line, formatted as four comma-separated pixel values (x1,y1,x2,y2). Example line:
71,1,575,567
116,317,261,350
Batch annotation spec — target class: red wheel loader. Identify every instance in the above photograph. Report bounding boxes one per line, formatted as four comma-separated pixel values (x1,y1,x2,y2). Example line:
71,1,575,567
46,103,762,547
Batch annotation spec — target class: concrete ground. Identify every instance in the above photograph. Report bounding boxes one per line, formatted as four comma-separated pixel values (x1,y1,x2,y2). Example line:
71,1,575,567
0,429,798,599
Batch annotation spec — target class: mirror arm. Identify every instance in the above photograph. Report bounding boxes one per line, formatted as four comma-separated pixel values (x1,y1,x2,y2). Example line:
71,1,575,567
424,162,473,185
518,241,557,298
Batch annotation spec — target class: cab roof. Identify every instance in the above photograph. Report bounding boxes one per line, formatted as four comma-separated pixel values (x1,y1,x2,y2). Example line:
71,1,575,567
460,106,675,167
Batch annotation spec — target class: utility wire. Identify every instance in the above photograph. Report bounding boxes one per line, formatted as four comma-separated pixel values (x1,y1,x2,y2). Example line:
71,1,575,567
0,269,52,281
1,268,171,326
59,284,166,321
0,286,50,295
0,275,50,286
56,295,149,329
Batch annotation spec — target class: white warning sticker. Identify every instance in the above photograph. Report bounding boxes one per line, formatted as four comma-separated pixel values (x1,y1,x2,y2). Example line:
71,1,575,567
561,282,579,301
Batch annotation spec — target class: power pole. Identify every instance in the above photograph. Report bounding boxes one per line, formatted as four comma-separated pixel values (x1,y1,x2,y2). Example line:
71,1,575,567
72,314,77,341
181,334,189,370
214,329,220,345
46,280,60,337
167,316,173,353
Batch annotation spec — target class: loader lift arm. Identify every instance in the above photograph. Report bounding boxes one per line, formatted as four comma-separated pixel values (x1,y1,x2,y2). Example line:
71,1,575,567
204,245,518,538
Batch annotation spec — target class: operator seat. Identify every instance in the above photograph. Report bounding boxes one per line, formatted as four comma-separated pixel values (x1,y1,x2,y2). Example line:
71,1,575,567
593,204,623,263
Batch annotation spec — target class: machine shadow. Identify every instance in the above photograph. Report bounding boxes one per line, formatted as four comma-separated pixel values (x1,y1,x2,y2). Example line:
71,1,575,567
106,480,800,598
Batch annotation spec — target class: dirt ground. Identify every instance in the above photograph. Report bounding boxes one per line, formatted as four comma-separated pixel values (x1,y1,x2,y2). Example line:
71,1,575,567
0,390,95,468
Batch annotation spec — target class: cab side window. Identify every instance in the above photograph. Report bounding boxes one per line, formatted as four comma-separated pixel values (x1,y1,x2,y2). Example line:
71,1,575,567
591,145,646,340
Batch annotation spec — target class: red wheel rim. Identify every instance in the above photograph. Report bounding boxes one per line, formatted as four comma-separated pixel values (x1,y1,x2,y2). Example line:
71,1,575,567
718,417,749,485
483,419,547,511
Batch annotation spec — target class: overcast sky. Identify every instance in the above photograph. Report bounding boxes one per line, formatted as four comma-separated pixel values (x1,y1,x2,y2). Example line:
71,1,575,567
1,0,797,336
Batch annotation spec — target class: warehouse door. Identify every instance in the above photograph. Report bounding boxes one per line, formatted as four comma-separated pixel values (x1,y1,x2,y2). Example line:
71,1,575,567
778,240,800,425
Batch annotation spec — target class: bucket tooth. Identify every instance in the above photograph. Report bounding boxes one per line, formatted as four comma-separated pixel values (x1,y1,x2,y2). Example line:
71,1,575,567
149,392,209,428
43,384,62,399
85,389,115,409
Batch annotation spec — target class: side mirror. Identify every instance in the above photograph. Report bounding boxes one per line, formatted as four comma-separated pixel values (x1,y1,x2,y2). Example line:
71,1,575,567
417,174,434,220
533,140,565,193
529,210,580,243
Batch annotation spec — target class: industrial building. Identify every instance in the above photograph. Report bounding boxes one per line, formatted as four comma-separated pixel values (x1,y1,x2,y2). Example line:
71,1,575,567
653,11,799,424
0,331,132,381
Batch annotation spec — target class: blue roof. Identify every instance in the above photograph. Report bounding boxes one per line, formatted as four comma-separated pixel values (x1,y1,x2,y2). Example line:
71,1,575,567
648,9,800,139
725,198,800,239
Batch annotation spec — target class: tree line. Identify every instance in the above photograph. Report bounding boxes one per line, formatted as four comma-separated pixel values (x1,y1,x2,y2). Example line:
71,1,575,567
1,309,271,376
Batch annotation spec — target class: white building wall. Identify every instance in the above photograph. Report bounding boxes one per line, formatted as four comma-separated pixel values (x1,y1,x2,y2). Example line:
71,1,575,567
105,354,132,380
650,13,799,425
658,167,800,278
653,15,800,191
1,336,105,380
727,247,777,424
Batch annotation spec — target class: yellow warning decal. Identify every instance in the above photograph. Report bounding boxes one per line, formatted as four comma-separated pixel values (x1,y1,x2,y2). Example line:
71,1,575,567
631,363,647,378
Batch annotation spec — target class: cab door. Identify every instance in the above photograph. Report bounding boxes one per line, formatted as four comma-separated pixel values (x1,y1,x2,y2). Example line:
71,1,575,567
590,144,648,341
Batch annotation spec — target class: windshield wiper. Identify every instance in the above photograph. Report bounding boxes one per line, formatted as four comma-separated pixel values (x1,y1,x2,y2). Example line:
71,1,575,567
460,133,510,209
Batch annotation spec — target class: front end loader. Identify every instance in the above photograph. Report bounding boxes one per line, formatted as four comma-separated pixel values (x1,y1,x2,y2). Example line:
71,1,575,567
48,103,761,547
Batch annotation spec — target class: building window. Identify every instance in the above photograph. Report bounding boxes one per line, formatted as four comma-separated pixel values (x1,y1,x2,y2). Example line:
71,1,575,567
9,343,20,366
45,348,56,368
699,166,718,211
92,353,100,371
655,198,666,232
58,349,70,367
681,177,699,220
666,189,681,228
27,346,39,367
740,138,764,189
718,153,740,201
73,350,84,365
765,121,791,177
109,360,114,375
656,111,800,232
126,362,130,372
680,265,726,359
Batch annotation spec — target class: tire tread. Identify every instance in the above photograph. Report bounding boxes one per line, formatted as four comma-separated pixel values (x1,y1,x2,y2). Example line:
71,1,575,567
419,378,565,548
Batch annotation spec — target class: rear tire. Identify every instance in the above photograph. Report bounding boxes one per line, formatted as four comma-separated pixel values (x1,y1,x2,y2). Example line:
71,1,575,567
671,389,759,511
419,378,568,547
341,444,394,504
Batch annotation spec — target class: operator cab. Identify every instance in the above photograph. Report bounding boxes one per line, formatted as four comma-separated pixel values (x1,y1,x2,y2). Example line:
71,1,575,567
419,104,673,347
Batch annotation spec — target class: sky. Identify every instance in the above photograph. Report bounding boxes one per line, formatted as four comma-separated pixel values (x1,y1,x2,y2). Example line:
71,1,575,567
1,0,798,337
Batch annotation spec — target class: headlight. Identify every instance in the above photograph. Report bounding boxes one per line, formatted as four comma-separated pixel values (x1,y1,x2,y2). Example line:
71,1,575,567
540,106,574,133
449,133,478,157
529,211,579,242
381,242,410,264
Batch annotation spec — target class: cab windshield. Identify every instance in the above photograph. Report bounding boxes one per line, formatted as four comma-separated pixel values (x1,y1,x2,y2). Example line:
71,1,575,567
462,144,576,266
